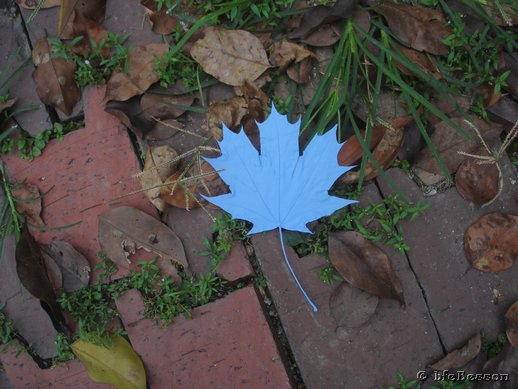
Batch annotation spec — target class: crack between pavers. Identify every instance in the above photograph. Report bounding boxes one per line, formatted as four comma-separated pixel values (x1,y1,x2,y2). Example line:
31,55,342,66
373,178,447,355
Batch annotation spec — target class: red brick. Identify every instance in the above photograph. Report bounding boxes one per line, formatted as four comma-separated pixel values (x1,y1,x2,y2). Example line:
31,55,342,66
116,286,291,389
0,341,101,389
3,86,156,275
216,242,254,282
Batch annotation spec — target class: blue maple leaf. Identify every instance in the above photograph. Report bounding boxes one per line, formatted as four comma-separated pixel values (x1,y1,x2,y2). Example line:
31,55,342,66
203,107,356,311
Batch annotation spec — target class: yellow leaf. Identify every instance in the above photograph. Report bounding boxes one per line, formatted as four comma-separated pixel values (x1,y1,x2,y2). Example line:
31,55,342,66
71,335,146,389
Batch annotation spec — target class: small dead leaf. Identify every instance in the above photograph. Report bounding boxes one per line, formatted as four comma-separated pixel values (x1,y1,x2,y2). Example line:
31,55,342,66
236,81,269,123
394,44,442,79
287,57,313,84
288,0,357,40
140,93,195,119
429,333,482,370
464,213,518,272
505,301,518,347
328,231,405,306
414,116,502,176
16,0,60,9
190,27,270,86
269,39,315,69
59,0,107,39
455,157,499,205
479,345,518,389
139,145,179,212
160,161,228,209
104,43,169,102
0,98,15,113
329,282,379,328
339,116,412,183
337,126,385,166
41,241,91,292
208,97,248,140
98,206,188,269
72,335,146,389
105,96,154,138
140,0,179,35
72,12,109,57
374,3,452,55
300,21,343,47
15,225,67,332
42,253,63,293
488,97,518,126
12,182,44,227
32,38,80,115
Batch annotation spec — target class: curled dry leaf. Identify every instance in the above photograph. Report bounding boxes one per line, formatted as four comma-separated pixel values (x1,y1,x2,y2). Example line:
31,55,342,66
236,81,269,123
15,226,67,333
16,0,61,9
12,182,44,227
72,335,146,389
301,21,343,47
394,44,442,79
429,333,482,370
374,3,452,55
464,213,518,272
339,116,412,183
59,0,107,39
328,231,405,306
32,38,80,116
288,0,356,40
190,27,270,87
140,93,195,119
139,145,179,212
329,282,379,328
0,98,15,113
104,43,169,102
41,241,91,292
505,301,518,347
208,97,248,140
98,206,188,269
140,0,178,35
337,126,385,166
105,96,154,138
160,161,228,210
269,39,315,69
41,253,63,294
455,157,499,205
287,57,314,84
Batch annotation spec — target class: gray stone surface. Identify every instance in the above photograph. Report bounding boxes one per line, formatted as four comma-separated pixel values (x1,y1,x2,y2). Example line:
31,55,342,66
0,10,51,136
377,164,518,351
0,367,13,389
252,182,444,389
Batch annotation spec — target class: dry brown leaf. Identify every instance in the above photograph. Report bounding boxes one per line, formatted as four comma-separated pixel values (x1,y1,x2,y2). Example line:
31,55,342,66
506,301,518,348
374,3,452,55
235,80,269,123
12,182,44,227
139,145,179,212
464,213,518,272
337,126,385,166
98,206,188,269
104,43,169,102
269,39,315,68
32,38,80,115
190,27,270,86
208,97,248,140
300,21,342,47
329,282,379,328
339,116,412,183
59,0,107,39
16,0,60,9
328,231,405,306
72,12,109,56
140,0,179,35
455,157,499,205
414,116,502,176
0,98,16,113
160,161,228,210
394,44,442,79
286,57,313,84
140,93,195,119
429,333,482,370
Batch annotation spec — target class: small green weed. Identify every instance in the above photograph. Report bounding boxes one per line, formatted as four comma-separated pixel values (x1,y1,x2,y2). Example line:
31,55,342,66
318,265,341,286
482,332,508,359
0,302,13,347
382,372,472,389
154,50,199,89
53,333,75,365
49,32,130,87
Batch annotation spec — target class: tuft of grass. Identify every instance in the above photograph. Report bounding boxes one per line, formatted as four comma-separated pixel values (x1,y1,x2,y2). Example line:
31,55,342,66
0,302,13,348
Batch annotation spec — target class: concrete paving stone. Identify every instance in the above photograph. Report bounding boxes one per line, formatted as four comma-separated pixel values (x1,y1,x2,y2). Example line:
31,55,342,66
0,366,13,389
216,241,254,283
377,163,518,351
104,0,162,48
2,86,156,276
251,181,444,389
116,286,292,389
0,340,103,389
0,10,51,136
18,6,59,43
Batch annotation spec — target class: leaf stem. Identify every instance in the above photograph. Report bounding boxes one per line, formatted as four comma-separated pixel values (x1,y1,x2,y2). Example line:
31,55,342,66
278,226,318,312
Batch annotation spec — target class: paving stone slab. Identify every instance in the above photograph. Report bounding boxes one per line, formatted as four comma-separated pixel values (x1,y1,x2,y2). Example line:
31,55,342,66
377,164,518,351
216,241,254,282
116,286,292,389
0,341,101,389
0,10,51,136
251,182,444,389
2,86,155,274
